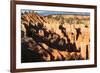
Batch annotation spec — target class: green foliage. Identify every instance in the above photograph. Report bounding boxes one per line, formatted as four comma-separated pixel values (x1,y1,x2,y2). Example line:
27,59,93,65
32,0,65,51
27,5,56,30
65,17,74,24
65,17,86,25
47,15,52,18
54,15,64,21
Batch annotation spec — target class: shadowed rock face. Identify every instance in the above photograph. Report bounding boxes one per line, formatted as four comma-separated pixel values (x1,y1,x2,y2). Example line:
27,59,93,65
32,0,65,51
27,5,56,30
21,13,90,62
21,38,84,62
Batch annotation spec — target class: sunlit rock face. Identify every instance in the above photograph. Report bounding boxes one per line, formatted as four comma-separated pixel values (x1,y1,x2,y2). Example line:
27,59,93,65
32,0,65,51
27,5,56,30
21,12,90,62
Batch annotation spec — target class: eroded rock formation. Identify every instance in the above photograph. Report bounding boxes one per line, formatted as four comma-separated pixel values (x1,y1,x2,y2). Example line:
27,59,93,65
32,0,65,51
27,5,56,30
21,12,90,62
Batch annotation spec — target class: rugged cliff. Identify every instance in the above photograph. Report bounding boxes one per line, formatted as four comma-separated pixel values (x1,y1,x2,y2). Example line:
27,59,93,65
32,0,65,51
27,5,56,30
21,12,90,62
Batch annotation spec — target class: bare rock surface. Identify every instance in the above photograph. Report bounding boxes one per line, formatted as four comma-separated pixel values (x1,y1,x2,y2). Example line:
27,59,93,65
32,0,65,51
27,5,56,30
21,12,90,62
